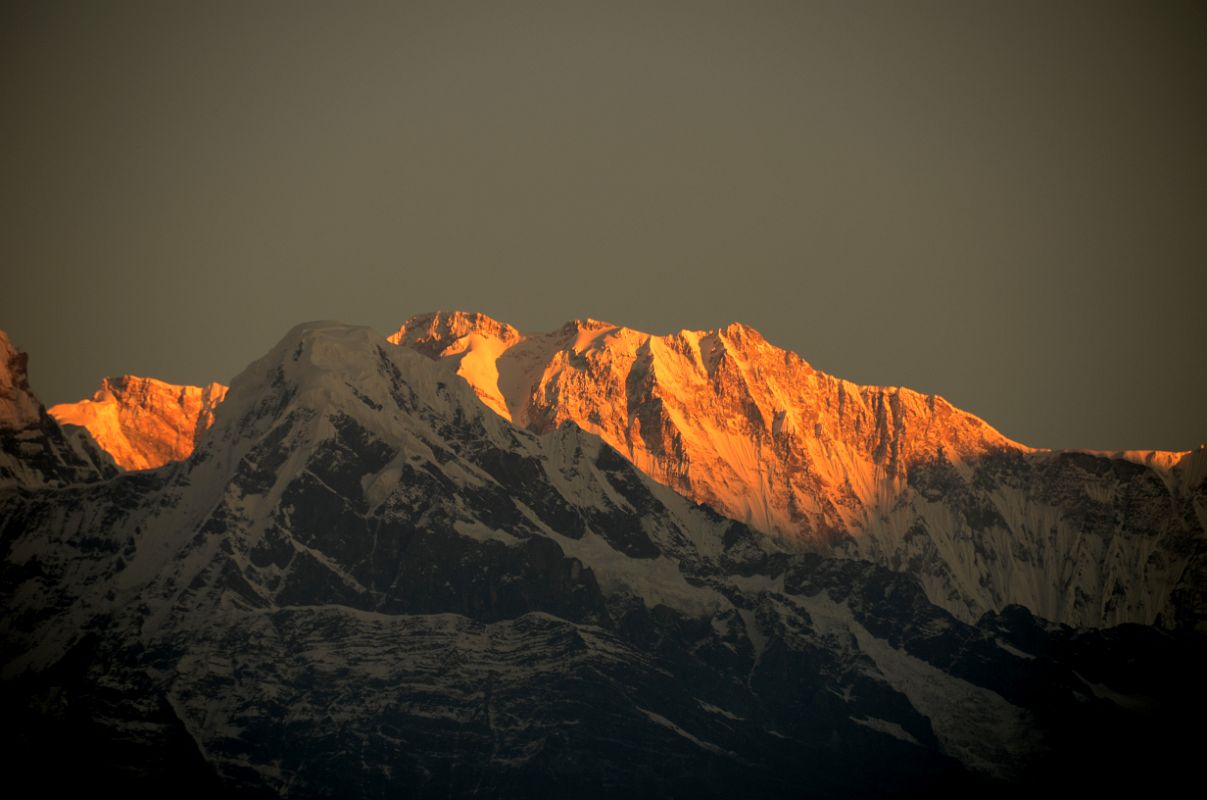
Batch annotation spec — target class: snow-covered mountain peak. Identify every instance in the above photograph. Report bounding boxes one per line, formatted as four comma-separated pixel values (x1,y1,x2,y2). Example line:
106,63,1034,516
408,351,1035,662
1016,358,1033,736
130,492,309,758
387,310,522,359
558,317,619,336
387,312,1029,534
205,322,416,444
191,321,532,505
715,319,766,348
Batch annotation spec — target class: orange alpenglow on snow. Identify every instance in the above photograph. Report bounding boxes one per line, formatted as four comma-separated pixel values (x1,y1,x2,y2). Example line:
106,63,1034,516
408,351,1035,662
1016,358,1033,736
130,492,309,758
49,376,228,471
388,311,523,420
388,311,1037,541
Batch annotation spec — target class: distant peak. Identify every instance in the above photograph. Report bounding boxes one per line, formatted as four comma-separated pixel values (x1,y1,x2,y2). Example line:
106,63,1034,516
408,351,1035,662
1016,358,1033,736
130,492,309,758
97,374,172,397
560,317,617,332
388,311,521,358
720,320,759,338
79,374,225,409
708,321,769,352
49,374,229,471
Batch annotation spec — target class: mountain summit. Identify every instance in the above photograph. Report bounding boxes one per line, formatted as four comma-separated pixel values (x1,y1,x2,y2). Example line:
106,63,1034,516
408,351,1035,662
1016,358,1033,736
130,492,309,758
388,311,1026,534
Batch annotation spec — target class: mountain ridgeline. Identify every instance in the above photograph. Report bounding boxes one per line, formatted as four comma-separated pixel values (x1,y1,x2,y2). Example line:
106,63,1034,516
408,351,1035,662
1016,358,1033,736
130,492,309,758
386,312,1206,629
35,311,1207,629
1,317,1203,797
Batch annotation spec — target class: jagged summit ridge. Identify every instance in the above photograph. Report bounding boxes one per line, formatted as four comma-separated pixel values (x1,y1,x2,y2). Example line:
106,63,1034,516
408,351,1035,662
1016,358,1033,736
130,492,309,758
49,374,227,471
388,310,521,357
385,309,1029,537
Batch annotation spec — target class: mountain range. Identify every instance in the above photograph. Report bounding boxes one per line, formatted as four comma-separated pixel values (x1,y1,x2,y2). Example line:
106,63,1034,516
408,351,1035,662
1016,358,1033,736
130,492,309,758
2,314,1204,797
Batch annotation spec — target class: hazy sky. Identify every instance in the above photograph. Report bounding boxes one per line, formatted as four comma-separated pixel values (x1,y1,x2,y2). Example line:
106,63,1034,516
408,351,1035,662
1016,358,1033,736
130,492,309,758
2,1,1204,451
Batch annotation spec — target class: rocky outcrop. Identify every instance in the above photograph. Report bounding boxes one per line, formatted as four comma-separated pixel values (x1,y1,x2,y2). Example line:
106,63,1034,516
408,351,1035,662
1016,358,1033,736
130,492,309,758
0,330,115,488
50,376,227,471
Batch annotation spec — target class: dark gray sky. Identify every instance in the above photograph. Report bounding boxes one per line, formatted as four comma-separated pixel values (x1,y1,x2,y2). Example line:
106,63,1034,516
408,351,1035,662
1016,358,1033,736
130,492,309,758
2,1,1204,451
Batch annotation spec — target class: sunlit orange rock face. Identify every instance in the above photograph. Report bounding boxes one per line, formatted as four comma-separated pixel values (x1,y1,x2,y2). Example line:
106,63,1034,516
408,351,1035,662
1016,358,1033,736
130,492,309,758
390,311,1026,541
390,311,1203,627
49,376,228,471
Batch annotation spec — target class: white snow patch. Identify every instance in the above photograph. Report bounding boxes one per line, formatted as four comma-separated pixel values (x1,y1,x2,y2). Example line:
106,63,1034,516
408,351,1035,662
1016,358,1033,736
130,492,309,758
452,520,520,544
638,708,735,758
994,640,1035,660
1073,672,1153,711
698,701,744,721
546,529,729,616
850,716,922,746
